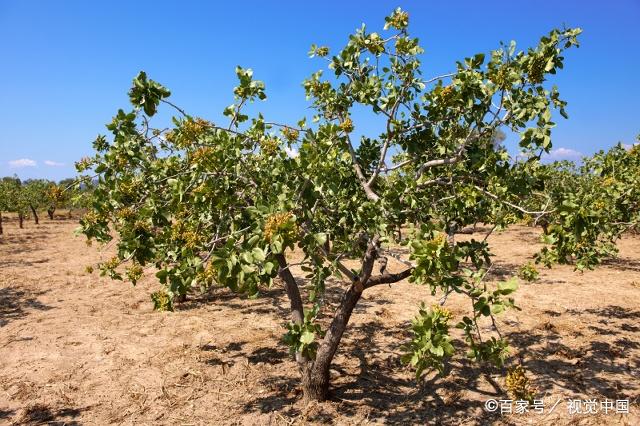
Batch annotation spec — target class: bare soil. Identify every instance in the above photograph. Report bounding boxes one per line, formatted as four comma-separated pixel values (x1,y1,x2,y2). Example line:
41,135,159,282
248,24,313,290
0,214,639,425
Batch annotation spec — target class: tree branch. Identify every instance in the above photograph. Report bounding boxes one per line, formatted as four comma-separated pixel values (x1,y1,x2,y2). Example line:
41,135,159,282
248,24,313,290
363,267,414,289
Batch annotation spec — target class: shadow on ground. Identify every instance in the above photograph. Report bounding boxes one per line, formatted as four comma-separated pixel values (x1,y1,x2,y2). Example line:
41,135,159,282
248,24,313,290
508,304,640,399
14,403,88,425
0,287,52,327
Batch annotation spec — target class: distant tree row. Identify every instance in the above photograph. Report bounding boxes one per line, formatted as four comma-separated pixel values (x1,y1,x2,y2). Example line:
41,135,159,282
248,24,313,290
0,177,92,234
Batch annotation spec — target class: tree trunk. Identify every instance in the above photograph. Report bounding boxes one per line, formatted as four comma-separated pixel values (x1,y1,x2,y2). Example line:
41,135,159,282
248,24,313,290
0,211,3,235
303,284,363,401
301,363,331,401
30,205,39,225
19,213,24,229
47,208,55,220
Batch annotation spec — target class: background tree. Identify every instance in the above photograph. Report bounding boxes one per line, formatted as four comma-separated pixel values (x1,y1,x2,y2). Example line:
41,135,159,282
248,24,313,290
0,176,29,229
78,10,592,401
0,179,9,235
46,181,68,220
22,179,54,225
533,143,640,269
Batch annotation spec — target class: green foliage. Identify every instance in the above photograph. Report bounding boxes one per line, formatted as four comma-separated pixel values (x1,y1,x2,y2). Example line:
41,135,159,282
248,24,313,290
402,304,455,378
518,261,539,282
533,144,640,270
283,305,325,359
74,8,617,395
129,71,171,116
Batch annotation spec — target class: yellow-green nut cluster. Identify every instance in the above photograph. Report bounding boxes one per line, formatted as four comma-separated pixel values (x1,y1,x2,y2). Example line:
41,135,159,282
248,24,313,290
430,233,448,247
134,220,151,233
528,56,546,84
260,138,280,155
432,304,453,322
264,212,296,243
505,365,536,401
197,263,217,284
75,156,92,172
126,264,144,283
151,290,173,312
48,185,63,202
170,220,201,249
315,46,329,57
193,183,208,195
518,261,539,282
281,127,299,142
166,117,211,148
191,147,214,165
365,33,385,55
117,207,136,221
490,66,511,89
308,80,332,98
438,85,456,105
118,179,141,198
520,214,534,226
103,256,120,270
115,155,129,169
502,213,519,225
339,117,354,133
82,211,103,226
388,9,409,30
183,230,200,249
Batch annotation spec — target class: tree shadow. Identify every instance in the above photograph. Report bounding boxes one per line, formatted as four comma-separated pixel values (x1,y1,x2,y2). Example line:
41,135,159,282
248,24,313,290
507,305,640,399
0,231,50,256
327,320,503,424
600,257,640,273
239,319,504,424
243,375,301,415
486,263,520,280
177,286,291,320
15,403,88,425
0,409,15,420
0,287,52,327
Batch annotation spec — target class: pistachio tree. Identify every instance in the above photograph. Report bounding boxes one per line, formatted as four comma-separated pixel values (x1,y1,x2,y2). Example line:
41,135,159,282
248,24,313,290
78,9,586,400
23,179,56,225
533,141,640,270
0,176,30,229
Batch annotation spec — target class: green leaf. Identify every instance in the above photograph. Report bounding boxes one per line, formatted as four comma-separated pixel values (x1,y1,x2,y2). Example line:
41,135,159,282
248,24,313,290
313,233,328,247
497,278,518,295
300,331,315,345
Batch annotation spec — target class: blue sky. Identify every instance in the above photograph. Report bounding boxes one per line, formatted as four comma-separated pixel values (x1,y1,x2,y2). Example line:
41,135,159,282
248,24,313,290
1,0,638,181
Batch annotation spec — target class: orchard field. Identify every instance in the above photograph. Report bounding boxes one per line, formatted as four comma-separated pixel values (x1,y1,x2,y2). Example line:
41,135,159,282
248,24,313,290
0,213,638,425
2,6,640,426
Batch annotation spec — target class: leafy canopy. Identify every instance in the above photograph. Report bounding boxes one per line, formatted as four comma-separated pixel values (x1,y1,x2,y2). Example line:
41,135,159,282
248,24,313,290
77,9,603,380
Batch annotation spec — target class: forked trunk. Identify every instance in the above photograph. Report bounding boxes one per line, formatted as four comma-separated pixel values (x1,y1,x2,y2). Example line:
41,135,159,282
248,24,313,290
30,205,39,225
47,208,55,220
302,285,363,401
18,213,24,229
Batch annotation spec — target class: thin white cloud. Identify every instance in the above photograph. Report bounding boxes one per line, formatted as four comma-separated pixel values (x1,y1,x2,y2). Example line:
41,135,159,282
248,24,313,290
44,160,65,167
623,143,638,151
284,146,299,158
545,147,583,161
9,158,37,168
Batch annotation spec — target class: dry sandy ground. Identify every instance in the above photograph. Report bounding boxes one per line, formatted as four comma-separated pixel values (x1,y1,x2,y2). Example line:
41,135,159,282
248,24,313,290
0,214,639,425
